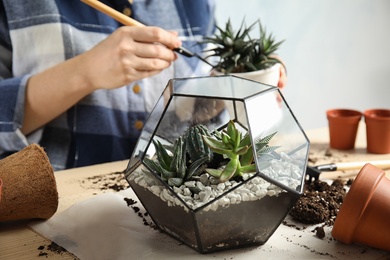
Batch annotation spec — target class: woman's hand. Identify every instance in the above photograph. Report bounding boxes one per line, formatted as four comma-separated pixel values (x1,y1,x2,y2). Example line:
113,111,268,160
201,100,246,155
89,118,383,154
80,26,182,91
22,26,181,135
278,64,287,89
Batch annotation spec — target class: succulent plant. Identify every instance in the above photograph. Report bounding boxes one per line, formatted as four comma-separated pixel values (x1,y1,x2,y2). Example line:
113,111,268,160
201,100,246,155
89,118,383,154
254,132,280,158
202,120,278,182
185,124,213,163
144,121,278,186
143,124,213,187
202,120,255,182
202,18,284,74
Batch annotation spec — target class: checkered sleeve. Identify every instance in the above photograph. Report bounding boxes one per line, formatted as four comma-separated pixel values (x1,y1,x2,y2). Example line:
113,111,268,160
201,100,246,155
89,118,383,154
0,3,33,155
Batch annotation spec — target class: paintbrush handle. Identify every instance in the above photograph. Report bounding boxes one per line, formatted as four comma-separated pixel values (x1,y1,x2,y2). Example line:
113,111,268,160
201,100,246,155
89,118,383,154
81,0,212,65
317,160,390,171
81,0,145,27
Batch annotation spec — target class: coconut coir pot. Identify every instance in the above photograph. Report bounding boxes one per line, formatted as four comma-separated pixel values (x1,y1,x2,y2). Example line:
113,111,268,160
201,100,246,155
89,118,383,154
0,178,3,204
332,163,390,251
0,144,58,222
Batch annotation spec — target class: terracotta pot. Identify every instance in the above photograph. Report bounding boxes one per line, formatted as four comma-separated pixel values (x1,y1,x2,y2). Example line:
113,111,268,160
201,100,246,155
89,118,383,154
0,144,58,222
332,163,390,251
326,109,362,150
364,109,390,154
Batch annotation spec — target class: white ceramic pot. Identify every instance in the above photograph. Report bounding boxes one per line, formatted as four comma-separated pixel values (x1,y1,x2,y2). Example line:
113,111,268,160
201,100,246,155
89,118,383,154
211,63,281,86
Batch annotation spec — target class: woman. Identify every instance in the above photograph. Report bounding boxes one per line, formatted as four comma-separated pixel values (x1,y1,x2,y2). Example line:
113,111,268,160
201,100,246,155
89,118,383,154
0,0,216,170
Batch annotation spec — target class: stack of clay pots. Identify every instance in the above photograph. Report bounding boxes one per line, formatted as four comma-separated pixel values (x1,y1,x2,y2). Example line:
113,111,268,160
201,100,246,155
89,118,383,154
327,108,390,154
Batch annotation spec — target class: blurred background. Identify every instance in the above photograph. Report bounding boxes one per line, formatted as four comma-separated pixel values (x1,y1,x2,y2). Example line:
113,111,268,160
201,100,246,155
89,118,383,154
214,0,390,130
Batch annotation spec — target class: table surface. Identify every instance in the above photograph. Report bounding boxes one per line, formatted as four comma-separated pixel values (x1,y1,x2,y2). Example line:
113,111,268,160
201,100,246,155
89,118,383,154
1,124,389,259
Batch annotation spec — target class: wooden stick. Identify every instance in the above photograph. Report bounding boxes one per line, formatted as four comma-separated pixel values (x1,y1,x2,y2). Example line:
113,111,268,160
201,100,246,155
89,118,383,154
80,0,214,66
81,0,145,27
315,159,390,172
335,160,390,171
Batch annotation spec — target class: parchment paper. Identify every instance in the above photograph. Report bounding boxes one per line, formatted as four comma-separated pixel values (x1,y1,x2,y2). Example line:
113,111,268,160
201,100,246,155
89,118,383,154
30,188,389,260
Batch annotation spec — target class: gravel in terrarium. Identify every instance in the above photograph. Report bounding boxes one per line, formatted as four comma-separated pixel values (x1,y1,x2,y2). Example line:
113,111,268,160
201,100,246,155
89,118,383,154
128,152,302,212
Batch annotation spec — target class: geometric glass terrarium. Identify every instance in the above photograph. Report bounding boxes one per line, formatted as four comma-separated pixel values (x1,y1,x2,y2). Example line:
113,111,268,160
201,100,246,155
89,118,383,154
125,75,310,253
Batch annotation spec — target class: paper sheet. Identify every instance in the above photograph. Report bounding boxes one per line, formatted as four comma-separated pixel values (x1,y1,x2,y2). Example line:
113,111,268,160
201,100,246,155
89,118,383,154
30,188,389,260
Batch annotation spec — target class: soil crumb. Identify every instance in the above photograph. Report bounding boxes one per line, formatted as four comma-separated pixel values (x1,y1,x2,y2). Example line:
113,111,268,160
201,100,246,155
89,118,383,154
81,171,129,192
124,197,158,230
38,241,77,258
313,226,326,239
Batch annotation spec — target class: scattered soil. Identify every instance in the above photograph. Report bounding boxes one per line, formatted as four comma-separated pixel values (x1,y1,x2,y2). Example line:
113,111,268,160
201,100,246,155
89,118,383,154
124,197,157,230
80,171,129,192
37,241,77,258
289,178,352,226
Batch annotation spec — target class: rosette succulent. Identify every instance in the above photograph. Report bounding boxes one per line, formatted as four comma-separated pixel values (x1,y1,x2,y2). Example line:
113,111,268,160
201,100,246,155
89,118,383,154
202,19,284,74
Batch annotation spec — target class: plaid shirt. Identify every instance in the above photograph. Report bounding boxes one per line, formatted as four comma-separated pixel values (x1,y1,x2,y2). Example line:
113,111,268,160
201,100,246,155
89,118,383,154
0,0,215,170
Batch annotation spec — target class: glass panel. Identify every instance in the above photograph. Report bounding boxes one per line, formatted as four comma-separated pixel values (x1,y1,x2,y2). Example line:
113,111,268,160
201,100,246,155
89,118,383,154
173,76,274,99
126,76,309,253
127,166,198,248
194,175,298,253
246,90,308,192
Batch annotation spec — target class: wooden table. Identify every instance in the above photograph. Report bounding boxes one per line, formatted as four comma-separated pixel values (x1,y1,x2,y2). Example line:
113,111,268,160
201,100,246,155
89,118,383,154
1,125,389,259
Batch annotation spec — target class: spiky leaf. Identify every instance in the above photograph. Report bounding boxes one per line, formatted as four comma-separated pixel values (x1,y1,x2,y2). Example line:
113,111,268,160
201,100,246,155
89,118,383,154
153,140,172,170
170,136,186,178
187,156,209,178
201,19,284,73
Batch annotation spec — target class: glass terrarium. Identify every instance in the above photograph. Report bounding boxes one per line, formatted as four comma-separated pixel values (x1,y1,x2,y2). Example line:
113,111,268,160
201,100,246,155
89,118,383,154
125,75,310,254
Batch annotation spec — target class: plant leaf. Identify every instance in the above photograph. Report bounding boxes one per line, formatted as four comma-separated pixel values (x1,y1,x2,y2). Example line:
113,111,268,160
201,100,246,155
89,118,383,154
170,136,186,178
220,159,238,182
205,168,222,178
240,164,256,173
153,140,172,170
202,135,232,154
187,156,209,179
239,146,253,166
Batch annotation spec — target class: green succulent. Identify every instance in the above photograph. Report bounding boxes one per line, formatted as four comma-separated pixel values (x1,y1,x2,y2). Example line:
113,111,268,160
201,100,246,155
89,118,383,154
144,121,278,186
202,19,284,74
202,120,255,182
254,132,280,158
143,124,212,187
202,120,278,182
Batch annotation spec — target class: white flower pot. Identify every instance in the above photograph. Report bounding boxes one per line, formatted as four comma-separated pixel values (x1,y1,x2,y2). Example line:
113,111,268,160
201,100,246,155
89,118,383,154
211,63,281,86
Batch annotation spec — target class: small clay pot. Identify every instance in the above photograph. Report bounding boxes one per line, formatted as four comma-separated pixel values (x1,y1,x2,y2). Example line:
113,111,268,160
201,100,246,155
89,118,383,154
364,109,390,154
326,109,362,150
332,163,390,251
0,144,58,222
